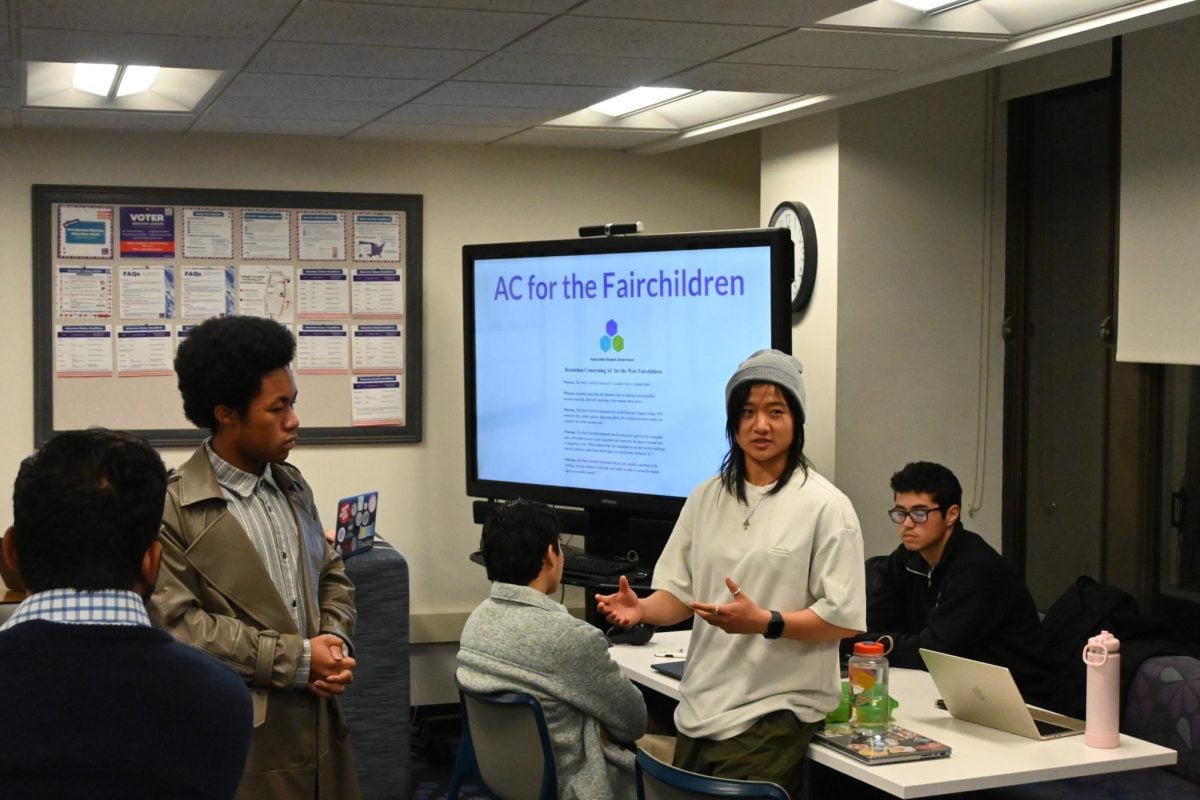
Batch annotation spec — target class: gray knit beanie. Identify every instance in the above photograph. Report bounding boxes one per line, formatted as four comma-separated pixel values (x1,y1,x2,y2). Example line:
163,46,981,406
724,349,806,416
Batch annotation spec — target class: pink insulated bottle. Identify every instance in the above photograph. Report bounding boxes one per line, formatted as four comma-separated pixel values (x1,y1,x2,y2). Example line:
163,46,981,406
1083,630,1121,748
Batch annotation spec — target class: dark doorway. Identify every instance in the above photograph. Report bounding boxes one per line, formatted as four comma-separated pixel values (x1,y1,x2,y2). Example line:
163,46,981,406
1002,60,1159,610
1158,365,1200,641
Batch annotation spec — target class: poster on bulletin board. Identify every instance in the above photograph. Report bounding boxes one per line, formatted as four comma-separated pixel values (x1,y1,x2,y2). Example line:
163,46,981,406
33,185,423,447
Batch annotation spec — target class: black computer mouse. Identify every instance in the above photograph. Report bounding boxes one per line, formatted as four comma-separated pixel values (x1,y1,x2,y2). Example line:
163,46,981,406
606,623,655,646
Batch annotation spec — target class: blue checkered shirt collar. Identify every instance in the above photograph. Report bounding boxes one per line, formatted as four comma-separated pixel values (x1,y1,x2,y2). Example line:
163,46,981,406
0,588,152,632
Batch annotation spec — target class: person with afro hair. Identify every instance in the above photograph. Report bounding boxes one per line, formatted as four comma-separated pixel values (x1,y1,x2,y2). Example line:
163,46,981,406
152,315,361,799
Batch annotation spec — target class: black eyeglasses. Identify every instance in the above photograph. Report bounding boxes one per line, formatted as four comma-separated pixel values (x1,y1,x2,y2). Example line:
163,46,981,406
888,506,943,524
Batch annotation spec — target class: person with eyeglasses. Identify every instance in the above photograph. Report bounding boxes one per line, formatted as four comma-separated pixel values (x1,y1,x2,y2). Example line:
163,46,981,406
855,461,1056,706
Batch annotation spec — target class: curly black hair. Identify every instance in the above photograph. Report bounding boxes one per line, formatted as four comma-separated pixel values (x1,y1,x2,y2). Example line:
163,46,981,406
175,316,295,433
480,500,562,586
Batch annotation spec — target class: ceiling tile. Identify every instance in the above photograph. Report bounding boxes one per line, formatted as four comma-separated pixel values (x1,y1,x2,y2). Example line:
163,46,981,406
344,0,576,11
574,0,867,27
19,28,259,69
276,1,550,49
205,95,395,122
726,28,1000,71
350,122,521,143
20,0,297,38
227,73,434,104
378,103,564,126
416,80,613,108
247,42,482,81
667,62,891,94
510,15,785,59
19,107,194,132
191,116,361,136
501,125,673,148
458,51,689,87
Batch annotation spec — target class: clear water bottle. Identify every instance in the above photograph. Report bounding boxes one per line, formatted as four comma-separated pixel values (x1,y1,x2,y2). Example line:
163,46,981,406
849,640,890,730
1083,630,1121,748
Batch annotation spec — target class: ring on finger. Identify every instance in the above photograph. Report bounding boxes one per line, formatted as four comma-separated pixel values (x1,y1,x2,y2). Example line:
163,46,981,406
730,587,741,597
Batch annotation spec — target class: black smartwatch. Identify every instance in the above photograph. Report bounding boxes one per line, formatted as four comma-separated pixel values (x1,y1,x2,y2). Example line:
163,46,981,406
763,609,785,639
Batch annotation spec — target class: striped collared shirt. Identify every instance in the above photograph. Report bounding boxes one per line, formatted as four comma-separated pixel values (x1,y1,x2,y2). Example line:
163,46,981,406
0,588,151,631
205,440,311,687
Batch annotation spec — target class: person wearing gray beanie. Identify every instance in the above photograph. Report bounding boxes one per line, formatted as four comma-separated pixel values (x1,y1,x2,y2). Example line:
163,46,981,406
596,348,866,797
718,348,809,504
724,348,806,418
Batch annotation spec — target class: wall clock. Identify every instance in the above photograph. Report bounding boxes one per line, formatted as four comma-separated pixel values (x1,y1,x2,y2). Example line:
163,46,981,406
769,200,818,313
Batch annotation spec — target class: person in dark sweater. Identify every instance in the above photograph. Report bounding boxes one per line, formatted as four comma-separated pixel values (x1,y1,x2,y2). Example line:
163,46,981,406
0,428,252,800
860,461,1056,705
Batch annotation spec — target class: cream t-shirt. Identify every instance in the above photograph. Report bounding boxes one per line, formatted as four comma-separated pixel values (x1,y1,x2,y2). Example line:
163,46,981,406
653,470,866,739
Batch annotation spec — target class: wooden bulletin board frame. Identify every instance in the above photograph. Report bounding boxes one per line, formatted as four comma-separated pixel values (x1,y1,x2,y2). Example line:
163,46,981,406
33,184,423,447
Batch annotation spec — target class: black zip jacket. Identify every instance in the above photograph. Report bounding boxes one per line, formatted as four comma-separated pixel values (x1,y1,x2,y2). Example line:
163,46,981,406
865,525,1057,706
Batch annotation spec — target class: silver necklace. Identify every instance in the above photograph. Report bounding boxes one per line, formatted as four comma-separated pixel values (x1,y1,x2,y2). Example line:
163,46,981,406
742,491,770,529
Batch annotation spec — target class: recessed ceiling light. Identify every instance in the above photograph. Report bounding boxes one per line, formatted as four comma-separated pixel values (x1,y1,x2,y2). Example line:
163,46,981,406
72,63,162,99
893,0,981,13
589,87,696,118
28,61,223,112
116,66,160,97
73,63,118,97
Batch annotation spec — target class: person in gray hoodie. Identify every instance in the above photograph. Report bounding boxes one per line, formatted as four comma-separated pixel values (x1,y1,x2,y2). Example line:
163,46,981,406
457,500,647,800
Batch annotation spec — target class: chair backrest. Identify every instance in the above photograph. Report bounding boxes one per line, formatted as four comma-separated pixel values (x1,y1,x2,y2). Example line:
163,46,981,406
635,749,790,800
458,683,557,800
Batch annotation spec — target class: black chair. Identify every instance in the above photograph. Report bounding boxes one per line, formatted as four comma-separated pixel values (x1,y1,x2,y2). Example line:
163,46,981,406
447,682,557,800
635,749,791,800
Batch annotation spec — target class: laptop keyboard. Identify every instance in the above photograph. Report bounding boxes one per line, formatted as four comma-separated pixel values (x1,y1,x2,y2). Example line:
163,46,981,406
564,553,630,576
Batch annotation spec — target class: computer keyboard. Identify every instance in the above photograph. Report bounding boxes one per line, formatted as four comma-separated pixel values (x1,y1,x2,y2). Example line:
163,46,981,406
564,553,631,577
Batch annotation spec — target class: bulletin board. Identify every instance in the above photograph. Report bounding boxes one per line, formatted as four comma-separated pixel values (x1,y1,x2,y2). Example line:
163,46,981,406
32,184,423,447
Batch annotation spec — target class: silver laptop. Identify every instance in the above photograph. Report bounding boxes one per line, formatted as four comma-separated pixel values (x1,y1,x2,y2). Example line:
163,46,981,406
920,648,1084,740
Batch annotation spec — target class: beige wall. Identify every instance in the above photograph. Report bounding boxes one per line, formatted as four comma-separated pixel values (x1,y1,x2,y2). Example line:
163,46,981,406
761,111,840,479
0,128,761,703
835,73,1006,558
761,73,1007,560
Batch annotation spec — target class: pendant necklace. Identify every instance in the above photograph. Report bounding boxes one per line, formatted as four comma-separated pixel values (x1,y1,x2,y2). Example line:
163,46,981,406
742,487,773,529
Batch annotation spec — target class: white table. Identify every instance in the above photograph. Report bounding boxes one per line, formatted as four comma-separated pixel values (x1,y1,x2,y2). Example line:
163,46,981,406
611,630,1177,798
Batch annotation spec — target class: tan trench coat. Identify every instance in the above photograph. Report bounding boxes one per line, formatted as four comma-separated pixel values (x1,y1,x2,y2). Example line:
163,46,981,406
151,447,360,799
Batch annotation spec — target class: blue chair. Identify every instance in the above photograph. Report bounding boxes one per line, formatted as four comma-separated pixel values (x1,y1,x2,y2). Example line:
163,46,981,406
635,749,791,800
447,682,557,800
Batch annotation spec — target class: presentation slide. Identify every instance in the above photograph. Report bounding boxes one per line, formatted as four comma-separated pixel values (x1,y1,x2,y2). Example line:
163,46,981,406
472,246,774,500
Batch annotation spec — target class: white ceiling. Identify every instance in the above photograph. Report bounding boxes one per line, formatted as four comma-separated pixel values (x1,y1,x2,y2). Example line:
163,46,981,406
0,0,1196,151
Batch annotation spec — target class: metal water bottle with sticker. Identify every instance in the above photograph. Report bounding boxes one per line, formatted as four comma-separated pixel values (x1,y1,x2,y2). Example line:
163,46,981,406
849,640,890,729
1083,630,1121,748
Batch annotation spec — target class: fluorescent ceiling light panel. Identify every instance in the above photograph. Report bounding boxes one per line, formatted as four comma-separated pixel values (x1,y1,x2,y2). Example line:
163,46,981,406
589,87,694,117
893,0,981,12
28,62,223,112
73,63,118,97
116,66,160,97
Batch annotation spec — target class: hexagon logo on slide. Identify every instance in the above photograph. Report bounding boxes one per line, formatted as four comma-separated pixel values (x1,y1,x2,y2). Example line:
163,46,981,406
600,319,627,353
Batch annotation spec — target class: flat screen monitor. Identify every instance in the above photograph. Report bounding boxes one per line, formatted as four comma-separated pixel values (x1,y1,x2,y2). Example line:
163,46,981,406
463,228,793,521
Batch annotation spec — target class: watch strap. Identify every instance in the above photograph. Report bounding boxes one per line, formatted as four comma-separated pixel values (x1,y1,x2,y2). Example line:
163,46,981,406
763,609,784,639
